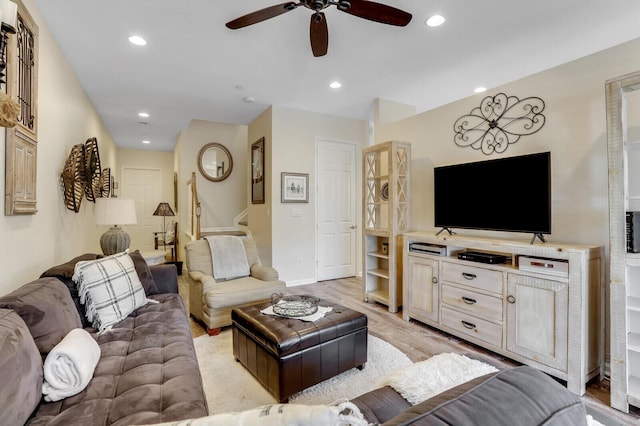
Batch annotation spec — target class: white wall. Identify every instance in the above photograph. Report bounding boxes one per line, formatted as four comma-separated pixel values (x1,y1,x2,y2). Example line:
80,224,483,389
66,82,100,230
176,119,248,260
376,38,640,247
269,106,369,284
247,108,273,265
0,0,117,295
375,37,640,361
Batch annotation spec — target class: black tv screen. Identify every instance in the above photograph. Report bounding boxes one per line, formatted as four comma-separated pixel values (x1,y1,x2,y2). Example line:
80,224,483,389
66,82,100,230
434,152,551,235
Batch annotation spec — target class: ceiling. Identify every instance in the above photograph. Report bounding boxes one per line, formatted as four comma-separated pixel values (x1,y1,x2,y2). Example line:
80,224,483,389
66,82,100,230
33,0,640,152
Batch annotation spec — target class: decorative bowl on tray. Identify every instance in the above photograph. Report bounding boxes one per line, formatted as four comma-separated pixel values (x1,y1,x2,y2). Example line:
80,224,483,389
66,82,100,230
271,294,320,317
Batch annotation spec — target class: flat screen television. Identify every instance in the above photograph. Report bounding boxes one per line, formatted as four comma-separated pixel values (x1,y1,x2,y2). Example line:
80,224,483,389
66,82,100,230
433,152,551,240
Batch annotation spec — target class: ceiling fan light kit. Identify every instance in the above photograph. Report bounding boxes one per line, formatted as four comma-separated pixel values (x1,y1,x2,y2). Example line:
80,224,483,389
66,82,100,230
226,0,412,57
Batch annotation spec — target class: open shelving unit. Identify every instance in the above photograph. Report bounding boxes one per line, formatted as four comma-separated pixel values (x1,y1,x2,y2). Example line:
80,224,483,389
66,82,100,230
607,70,640,412
362,140,411,313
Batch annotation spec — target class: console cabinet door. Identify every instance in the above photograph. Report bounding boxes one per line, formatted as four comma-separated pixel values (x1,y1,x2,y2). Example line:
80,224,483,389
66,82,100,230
506,274,568,372
406,255,439,322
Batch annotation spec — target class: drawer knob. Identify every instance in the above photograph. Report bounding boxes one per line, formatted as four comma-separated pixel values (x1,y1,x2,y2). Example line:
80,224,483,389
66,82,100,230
461,320,477,330
462,296,477,305
462,272,477,280
432,277,438,284
507,295,516,304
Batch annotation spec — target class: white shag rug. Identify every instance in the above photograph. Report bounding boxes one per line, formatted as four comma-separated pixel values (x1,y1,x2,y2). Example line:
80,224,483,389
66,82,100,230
193,330,412,415
380,352,499,405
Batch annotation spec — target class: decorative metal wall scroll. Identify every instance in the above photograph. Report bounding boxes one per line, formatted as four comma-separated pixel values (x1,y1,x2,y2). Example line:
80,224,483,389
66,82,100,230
453,93,546,155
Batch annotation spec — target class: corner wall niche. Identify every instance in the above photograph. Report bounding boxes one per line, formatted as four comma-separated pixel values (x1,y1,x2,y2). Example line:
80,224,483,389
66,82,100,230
4,0,38,215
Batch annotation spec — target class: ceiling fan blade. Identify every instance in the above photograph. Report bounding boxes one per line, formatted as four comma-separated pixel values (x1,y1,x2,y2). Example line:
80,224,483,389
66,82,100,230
310,12,328,57
226,2,299,29
339,0,412,26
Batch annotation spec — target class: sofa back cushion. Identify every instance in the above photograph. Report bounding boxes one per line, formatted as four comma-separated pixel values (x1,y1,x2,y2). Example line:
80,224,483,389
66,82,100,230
0,277,82,354
384,366,587,426
0,309,44,426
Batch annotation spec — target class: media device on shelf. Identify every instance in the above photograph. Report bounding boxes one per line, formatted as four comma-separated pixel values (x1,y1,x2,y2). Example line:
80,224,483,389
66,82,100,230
434,152,551,244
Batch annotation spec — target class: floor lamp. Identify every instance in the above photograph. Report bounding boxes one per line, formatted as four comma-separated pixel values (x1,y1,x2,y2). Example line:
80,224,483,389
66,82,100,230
153,202,175,256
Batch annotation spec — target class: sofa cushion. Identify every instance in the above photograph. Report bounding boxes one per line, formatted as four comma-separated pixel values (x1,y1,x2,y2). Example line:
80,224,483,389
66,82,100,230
350,385,412,424
204,276,286,309
0,277,83,354
73,251,148,331
130,249,159,295
40,253,102,327
383,366,587,426
29,293,209,425
0,309,44,426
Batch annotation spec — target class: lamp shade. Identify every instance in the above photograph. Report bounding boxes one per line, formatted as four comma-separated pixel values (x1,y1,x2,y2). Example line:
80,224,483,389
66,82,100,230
95,198,137,226
153,202,175,217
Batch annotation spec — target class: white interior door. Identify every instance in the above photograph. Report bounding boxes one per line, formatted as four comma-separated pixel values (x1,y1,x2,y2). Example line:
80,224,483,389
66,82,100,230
317,140,357,281
122,168,162,252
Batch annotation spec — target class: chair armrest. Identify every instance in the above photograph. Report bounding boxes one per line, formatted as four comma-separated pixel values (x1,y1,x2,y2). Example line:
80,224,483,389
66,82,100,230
251,264,279,281
188,270,217,293
149,264,179,294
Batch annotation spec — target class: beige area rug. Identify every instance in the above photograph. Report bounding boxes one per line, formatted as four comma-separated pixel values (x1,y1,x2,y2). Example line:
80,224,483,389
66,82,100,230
193,330,412,415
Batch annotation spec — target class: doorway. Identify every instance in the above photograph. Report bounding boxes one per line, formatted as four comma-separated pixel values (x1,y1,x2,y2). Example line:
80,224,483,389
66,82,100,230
121,168,162,252
316,139,357,281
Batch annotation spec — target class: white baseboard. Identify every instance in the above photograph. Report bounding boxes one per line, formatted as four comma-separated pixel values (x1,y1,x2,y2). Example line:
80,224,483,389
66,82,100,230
285,278,317,287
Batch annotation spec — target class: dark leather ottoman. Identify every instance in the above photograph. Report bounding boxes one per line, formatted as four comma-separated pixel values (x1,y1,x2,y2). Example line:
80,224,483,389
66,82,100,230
232,299,368,402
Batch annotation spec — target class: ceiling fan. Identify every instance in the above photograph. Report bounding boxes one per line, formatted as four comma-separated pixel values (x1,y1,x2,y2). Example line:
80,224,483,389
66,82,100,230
226,0,412,57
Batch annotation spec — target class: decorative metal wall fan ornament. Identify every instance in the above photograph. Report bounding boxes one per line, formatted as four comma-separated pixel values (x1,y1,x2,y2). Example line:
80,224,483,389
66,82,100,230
60,137,108,213
84,137,102,202
453,93,546,155
226,0,412,57
61,144,87,213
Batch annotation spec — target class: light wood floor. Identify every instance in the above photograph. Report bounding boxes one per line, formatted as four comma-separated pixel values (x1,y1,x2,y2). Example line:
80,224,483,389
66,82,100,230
179,275,640,424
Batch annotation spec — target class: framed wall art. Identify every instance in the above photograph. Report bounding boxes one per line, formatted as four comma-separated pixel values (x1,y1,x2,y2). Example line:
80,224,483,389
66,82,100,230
251,137,265,204
281,172,309,203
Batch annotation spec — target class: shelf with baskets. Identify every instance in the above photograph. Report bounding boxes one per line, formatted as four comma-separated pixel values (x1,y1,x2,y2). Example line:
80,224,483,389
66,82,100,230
362,140,411,313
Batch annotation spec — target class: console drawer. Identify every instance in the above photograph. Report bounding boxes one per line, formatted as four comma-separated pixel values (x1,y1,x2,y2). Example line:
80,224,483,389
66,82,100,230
442,262,503,294
441,284,503,322
441,306,502,348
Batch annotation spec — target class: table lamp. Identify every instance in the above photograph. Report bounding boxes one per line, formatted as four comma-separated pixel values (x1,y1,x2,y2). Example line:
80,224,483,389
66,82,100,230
153,202,175,251
95,198,137,255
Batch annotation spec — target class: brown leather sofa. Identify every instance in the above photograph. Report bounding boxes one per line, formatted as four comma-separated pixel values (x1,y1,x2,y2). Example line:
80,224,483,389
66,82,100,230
0,256,208,426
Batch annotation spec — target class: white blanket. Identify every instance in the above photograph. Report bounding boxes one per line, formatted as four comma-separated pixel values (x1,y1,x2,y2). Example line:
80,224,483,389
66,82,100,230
380,353,498,405
205,235,250,281
42,328,101,402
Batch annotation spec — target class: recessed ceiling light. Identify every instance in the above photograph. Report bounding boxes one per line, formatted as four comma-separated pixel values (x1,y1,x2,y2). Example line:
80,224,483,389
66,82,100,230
330,81,342,89
128,35,147,46
142,140,151,144
425,15,445,27
243,97,255,103
474,86,487,93
138,112,149,118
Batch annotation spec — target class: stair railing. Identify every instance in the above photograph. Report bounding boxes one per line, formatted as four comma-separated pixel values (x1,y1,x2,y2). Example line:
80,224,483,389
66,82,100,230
187,172,201,240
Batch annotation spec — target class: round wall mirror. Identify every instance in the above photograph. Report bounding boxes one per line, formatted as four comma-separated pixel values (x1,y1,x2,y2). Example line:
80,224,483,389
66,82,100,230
197,143,233,182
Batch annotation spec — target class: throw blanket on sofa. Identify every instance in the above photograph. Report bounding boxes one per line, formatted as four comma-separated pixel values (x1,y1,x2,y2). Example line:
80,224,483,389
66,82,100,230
205,236,250,281
42,328,101,402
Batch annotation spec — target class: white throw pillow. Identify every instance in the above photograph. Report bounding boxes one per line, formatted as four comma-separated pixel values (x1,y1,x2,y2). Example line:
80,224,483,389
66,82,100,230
72,251,147,332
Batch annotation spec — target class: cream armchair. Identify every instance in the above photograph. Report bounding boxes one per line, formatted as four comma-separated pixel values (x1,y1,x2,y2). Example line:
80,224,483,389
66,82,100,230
185,238,286,335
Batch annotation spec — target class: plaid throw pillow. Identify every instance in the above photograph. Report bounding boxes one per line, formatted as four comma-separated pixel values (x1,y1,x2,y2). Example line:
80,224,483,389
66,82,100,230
72,251,147,332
